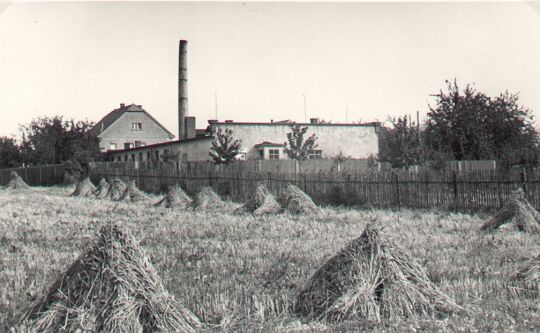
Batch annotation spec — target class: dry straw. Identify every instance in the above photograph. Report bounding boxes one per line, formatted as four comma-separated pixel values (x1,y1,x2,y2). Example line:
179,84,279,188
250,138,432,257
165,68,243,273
295,224,464,322
119,180,152,203
5,171,30,190
94,178,110,199
481,188,540,233
280,184,319,215
70,177,96,197
235,183,281,215
513,255,540,291
154,184,192,209
189,186,225,210
106,178,128,201
16,223,201,332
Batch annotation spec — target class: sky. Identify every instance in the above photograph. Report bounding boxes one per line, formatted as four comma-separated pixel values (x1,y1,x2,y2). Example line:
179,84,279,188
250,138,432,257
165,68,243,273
1,1,540,139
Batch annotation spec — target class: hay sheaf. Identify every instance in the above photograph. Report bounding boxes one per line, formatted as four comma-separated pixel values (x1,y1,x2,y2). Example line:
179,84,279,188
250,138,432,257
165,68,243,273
71,177,96,197
481,189,540,233
280,184,319,215
295,224,463,322
154,185,192,209
119,180,152,203
235,184,281,215
189,186,225,210
94,178,110,199
106,178,128,201
5,171,30,190
17,224,201,333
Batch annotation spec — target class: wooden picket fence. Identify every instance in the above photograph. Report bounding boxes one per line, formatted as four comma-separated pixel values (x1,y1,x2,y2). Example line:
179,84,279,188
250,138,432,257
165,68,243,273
87,161,540,211
0,164,66,187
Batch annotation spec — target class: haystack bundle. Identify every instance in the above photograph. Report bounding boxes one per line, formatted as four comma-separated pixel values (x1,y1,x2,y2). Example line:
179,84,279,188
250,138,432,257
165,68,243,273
513,255,540,291
70,177,96,197
5,171,30,190
119,180,152,203
481,189,540,233
235,183,281,215
18,224,201,332
154,184,192,209
295,224,463,322
94,178,110,199
189,186,225,210
280,184,319,215
106,178,127,201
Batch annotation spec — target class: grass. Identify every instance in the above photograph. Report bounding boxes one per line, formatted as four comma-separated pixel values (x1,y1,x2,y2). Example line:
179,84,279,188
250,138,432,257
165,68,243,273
0,186,539,332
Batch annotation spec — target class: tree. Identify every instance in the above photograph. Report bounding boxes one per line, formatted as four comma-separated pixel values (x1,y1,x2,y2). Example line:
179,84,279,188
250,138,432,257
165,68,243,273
0,136,21,168
424,80,539,167
19,116,100,169
283,124,318,161
209,128,242,164
378,116,422,168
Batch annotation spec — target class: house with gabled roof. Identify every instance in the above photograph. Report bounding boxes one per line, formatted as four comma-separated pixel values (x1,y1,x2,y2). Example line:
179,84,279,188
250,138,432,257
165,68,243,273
91,103,175,152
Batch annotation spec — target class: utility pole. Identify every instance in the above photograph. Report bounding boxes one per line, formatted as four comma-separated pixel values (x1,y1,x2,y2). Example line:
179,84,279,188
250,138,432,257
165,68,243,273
215,91,218,119
346,105,349,123
302,93,307,123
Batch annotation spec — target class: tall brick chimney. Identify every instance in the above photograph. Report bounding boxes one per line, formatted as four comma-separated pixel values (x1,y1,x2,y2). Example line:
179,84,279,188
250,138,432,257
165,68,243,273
178,40,188,140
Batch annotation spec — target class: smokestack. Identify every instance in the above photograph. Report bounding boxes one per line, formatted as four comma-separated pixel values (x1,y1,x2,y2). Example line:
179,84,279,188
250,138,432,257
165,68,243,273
178,40,188,140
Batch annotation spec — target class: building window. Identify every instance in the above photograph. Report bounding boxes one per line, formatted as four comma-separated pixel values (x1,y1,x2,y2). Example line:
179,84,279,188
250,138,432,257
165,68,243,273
124,142,134,149
269,149,280,160
155,151,160,162
109,142,117,150
139,153,143,161
146,152,151,161
308,150,322,159
124,155,128,162
135,141,145,147
131,154,135,161
131,123,142,131
117,156,121,162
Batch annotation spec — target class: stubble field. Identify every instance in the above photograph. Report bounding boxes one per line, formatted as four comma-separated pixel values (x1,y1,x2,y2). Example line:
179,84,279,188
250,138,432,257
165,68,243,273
0,186,539,332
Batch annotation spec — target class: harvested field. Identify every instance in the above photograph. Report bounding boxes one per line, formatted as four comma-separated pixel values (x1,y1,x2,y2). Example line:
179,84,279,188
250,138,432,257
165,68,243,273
1,187,539,332
235,183,281,215
155,185,192,209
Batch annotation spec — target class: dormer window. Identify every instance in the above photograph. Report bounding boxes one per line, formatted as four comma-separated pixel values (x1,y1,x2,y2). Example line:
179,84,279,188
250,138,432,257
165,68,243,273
131,123,142,131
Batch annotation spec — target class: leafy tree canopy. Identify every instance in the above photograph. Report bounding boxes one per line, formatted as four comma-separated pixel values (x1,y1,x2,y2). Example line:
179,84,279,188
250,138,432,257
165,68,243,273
209,128,242,164
284,124,318,161
19,116,100,169
0,136,21,169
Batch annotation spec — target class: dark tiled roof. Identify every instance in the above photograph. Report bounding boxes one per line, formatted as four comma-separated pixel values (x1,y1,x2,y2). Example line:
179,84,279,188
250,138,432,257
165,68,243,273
91,103,175,138
254,141,285,148
212,121,380,127
105,135,214,154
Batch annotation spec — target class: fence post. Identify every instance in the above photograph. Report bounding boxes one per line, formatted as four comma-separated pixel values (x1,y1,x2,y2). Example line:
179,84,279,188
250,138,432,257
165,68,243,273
521,169,527,191
394,172,401,210
39,166,42,185
452,171,458,210
25,167,28,185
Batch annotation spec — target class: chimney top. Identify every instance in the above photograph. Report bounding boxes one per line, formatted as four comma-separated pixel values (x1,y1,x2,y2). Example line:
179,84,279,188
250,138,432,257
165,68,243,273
310,118,320,124
120,103,125,108
225,120,233,123
208,119,218,124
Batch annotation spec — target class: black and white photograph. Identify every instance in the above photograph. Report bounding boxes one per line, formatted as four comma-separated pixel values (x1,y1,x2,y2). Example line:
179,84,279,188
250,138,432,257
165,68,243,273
0,1,539,332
